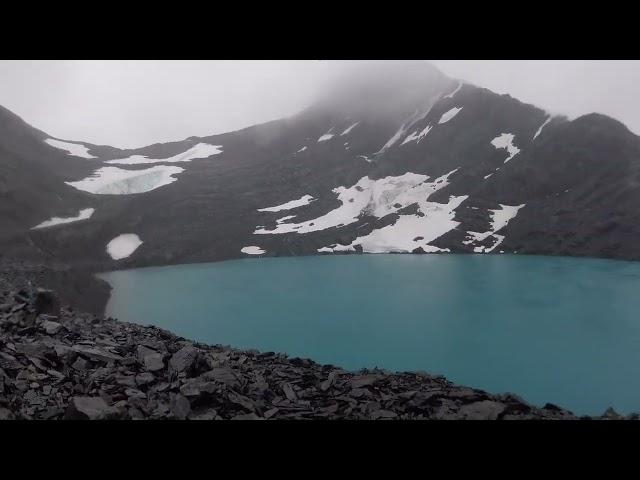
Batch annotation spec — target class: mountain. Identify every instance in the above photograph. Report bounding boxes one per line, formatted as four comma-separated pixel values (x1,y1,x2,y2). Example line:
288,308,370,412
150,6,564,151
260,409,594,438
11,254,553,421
2,61,640,304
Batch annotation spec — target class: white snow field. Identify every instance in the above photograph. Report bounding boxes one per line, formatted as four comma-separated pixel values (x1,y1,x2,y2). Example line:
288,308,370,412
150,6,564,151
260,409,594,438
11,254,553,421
66,165,184,195
241,246,266,255
533,116,552,140
463,204,525,252
106,143,222,165
257,194,315,212
317,128,335,142
276,215,296,224
491,133,520,163
257,168,465,254
32,208,95,230
340,122,360,135
321,195,468,254
438,107,462,124
401,124,433,145
106,234,143,260
45,138,96,159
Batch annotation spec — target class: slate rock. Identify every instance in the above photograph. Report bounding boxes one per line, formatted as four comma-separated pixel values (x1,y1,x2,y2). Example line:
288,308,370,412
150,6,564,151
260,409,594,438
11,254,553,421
282,383,298,402
144,353,164,372
0,407,16,420
231,413,262,420
42,320,63,335
320,370,340,391
189,410,218,420
135,372,156,387
350,375,379,389
64,396,115,420
170,393,191,420
72,345,122,363
202,367,239,387
169,345,199,374
458,400,506,420
371,409,398,420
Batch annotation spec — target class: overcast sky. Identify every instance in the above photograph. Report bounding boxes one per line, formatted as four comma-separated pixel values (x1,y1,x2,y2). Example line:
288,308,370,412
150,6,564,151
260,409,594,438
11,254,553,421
1,60,639,149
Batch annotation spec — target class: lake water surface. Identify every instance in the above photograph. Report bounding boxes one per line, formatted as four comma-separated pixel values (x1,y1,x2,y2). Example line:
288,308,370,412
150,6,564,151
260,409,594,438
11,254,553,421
99,254,640,416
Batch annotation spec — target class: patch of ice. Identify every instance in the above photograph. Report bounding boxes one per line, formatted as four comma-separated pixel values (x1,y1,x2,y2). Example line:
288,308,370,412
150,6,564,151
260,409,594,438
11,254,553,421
276,215,296,224
257,169,461,240
464,204,525,253
533,116,552,140
106,143,222,165
403,124,433,145
341,122,360,135
484,173,493,180
257,195,315,213
106,234,143,260
491,133,520,163
401,131,420,145
438,107,462,124
296,146,307,153
375,96,441,154
241,246,265,255
66,165,184,195
417,125,433,143
318,128,334,142
444,81,463,99
378,122,412,152
45,138,96,159
325,195,467,254
32,208,95,230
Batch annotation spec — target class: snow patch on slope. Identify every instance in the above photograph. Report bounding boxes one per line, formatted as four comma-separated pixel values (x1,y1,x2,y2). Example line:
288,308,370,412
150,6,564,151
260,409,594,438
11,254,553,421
106,234,143,260
322,194,468,254
402,124,433,146
258,195,315,212
276,215,296,224
463,204,525,253
318,128,335,142
375,95,442,154
491,133,520,163
66,166,184,195
256,169,461,241
438,107,462,124
295,146,307,153
341,122,360,135
45,139,96,159
106,143,222,165
32,208,95,230
241,246,265,255
533,116,552,140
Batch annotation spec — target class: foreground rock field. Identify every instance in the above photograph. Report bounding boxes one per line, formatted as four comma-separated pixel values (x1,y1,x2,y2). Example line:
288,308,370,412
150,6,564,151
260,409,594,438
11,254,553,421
0,272,632,420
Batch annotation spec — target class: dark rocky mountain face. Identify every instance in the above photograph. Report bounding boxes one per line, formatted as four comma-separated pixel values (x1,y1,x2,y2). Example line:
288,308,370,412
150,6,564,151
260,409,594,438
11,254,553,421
2,62,640,309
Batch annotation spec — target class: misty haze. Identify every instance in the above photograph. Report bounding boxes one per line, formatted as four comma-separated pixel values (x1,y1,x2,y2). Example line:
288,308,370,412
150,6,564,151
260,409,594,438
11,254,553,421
1,60,640,422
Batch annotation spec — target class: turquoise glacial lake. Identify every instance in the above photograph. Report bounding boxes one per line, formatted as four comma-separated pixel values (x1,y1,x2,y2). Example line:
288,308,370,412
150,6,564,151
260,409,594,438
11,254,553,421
99,254,640,416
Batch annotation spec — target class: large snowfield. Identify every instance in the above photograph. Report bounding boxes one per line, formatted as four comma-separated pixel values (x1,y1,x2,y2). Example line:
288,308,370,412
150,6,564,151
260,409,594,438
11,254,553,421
66,165,184,194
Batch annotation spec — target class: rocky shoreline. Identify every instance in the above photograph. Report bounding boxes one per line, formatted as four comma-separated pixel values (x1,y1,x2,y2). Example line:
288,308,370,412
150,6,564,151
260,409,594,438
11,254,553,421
0,270,633,420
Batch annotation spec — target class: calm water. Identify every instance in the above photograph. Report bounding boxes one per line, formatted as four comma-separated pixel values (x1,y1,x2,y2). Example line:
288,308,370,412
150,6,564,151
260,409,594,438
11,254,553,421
99,254,640,416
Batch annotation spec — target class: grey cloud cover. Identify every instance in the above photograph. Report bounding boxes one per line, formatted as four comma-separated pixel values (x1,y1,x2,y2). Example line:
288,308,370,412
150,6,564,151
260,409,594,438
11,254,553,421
0,60,638,149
